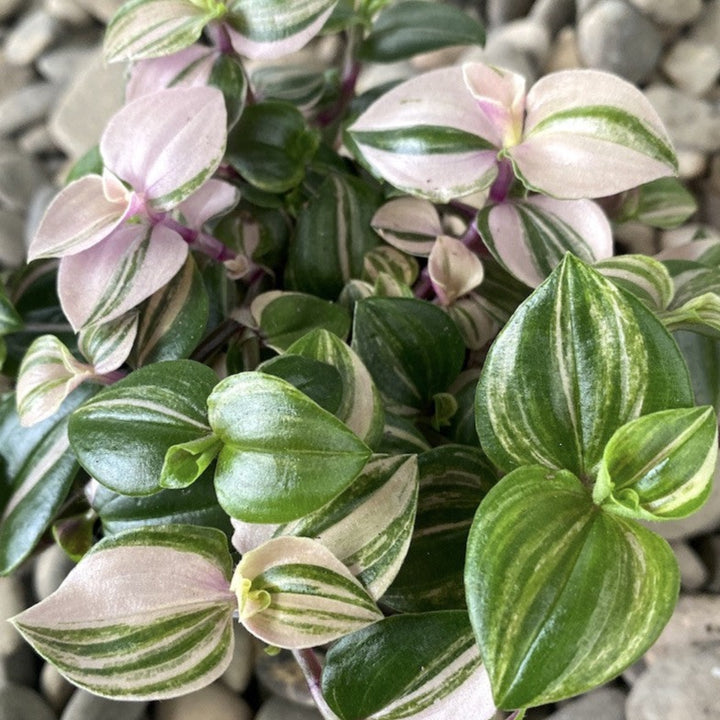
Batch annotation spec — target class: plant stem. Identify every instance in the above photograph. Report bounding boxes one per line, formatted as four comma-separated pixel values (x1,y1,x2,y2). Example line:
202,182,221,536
292,648,341,720
159,215,237,261
190,317,244,363
489,158,515,204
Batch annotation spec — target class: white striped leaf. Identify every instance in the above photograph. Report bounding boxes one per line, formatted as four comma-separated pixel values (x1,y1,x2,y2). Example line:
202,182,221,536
232,536,382,648
472,257,530,324
378,414,432,455
104,0,224,62
666,262,720,309
224,0,337,60
132,256,209,366
476,196,612,288
616,177,697,229
348,66,501,202
594,406,717,521
363,246,419,287
68,360,218,495
446,293,498,350
208,372,371,522
286,328,385,448
507,69,678,199
0,386,94,574
78,312,139,375
370,197,442,257
352,297,465,416
11,525,237,700
16,335,97,427
465,466,679,709
447,369,482,447
428,235,484,305
475,255,694,479
383,445,496,613
662,292,720,339
656,235,720,264
373,273,414,298
322,611,495,720
252,65,331,111
595,254,674,311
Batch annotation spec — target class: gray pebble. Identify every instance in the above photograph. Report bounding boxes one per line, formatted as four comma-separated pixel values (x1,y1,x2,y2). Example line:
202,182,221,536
577,0,662,83
0,149,46,211
40,663,74,715
0,684,56,720
43,0,93,26
61,689,147,720
25,183,57,249
575,0,601,15
32,544,75,602
38,44,99,85
0,54,34,100
690,0,720,47
18,123,58,155
0,82,61,137
0,208,26,268
486,0,534,27
70,0,125,22
530,0,575,37
626,647,720,719
670,540,709,592
487,18,552,68
255,649,314,707
0,0,21,22
154,684,252,720
220,624,255,693
701,533,720,593
4,10,61,67
627,0,702,26
0,575,26,656
255,696,324,720
545,26,582,72
547,687,625,720
644,84,720,153
662,39,720,97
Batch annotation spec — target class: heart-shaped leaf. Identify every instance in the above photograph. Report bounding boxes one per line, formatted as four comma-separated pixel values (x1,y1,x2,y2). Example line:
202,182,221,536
465,465,679,709
208,372,371,522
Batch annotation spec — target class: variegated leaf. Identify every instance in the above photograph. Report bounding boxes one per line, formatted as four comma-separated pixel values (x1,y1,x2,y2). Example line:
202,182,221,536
595,254,674,311
232,536,382,648
286,328,385,448
616,177,696,229
662,292,720,339
656,234,720,265
428,235,484,305
371,197,442,257
465,466,679,709
252,65,330,111
349,66,500,202
508,69,678,199
322,611,495,720
224,0,337,59
160,433,223,489
476,196,613,288
475,255,694,478
472,257,530,324
16,335,96,427
0,281,22,334
11,525,236,700
594,406,717,521
104,0,224,63
446,293,498,350
373,273,414,298
378,414,432,455
78,312,139,374
363,246,419,287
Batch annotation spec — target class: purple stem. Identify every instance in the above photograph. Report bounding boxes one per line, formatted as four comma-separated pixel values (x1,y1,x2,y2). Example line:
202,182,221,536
489,157,515,204
206,20,234,55
292,649,340,720
158,215,237,261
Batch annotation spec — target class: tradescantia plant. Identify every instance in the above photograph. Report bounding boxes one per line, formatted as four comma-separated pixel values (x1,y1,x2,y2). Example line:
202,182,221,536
2,0,720,716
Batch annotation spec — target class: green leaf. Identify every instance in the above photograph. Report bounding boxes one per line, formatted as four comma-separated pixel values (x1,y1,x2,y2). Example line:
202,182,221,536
69,360,218,495
370,196,441,257
252,291,351,352
0,386,95,575
252,65,335,112
208,372,371,522
65,145,103,183
232,535,382,648
447,370,481,446
286,328,385,448
0,281,22,335
352,297,465,415
376,413,431,455
594,406,717,520
209,53,247,127
322,611,495,720
359,0,484,62
475,254,693,478
11,525,236,700
226,101,319,193
160,433,223,489
595,254,674,311
78,312,138,374
287,174,382,299
674,330,720,412
465,465,679,709
662,292,720,339
131,256,210,366
383,445,496,612
362,246,418,286
617,177,697,229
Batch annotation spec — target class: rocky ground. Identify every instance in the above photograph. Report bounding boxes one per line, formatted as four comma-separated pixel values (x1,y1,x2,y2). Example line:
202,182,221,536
1,0,720,718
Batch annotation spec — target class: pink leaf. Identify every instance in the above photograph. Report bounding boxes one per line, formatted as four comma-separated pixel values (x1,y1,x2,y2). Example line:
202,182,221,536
178,179,240,230
100,87,227,210
58,223,188,331
28,175,129,261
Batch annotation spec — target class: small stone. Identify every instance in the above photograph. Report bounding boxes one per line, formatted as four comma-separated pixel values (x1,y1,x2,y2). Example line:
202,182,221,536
0,0,21,22
255,649,314,707
0,684,57,720
690,0,720,47
0,149,46,211
700,179,720,229
71,0,125,22
546,687,625,720
154,684,252,720
626,647,720,719
60,689,147,720
44,0,93,26
33,544,75,601
0,82,61,137
462,38,538,85
0,209,26,268
25,184,57,249
38,44,98,85
0,52,34,97
577,0,662,83
40,663,74,715
544,27,582,72
614,221,657,255
670,540,709,591
18,124,58,155
676,149,707,180
575,0,601,15
644,84,720,153
662,39,720,97
659,223,720,251
529,0,575,36
700,533,720,592
627,0,702,26
0,575,26,655
220,625,255,693
255,697,324,720
486,18,552,68
355,61,414,95
4,10,61,67
48,51,126,159
486,0,534,27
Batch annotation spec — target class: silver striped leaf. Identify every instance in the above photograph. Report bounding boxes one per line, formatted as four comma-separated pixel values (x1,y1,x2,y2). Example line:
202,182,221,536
595,254,674,312
11,525,236,700
78,311,139,374
363,246,419,287
370,197,442,257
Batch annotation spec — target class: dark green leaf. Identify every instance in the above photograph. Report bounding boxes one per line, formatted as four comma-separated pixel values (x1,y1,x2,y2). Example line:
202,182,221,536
65,146,103,183
210,53,248,127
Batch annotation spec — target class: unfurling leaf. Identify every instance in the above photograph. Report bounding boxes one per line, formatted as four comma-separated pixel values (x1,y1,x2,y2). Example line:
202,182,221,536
428,235,484,305
370,197,441,257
